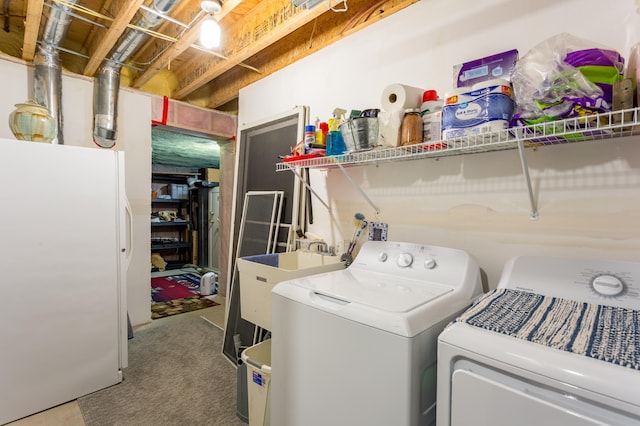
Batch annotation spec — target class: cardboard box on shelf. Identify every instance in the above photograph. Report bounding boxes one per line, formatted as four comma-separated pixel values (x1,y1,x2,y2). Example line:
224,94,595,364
205,168,220,182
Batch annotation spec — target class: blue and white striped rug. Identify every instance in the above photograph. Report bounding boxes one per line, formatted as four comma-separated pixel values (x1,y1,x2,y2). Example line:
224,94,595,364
455,289,640,370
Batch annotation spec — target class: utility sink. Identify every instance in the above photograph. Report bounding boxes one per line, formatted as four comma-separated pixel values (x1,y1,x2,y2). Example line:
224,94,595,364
237,251,345,331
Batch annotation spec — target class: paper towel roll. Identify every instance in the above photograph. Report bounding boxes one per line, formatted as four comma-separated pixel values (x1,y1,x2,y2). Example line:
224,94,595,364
381,83,424,112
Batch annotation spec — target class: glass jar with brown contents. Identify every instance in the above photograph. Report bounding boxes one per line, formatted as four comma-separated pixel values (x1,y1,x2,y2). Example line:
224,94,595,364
400,108,423,146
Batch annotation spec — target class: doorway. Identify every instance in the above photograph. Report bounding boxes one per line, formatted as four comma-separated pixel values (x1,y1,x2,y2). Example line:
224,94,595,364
150,126,222,320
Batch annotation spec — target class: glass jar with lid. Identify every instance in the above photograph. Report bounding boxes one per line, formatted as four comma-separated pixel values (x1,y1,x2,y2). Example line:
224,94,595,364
400,108,423,146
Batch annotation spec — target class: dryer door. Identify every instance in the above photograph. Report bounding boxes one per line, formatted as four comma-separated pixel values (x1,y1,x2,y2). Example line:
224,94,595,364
451,362,640,426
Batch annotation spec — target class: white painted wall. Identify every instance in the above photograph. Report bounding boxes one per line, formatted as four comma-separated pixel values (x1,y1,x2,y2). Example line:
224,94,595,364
0,56,152,326
239,0,640,288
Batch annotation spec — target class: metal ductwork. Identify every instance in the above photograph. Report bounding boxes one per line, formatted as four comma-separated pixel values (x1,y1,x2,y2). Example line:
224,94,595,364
93,0,180,148
34,0,78,145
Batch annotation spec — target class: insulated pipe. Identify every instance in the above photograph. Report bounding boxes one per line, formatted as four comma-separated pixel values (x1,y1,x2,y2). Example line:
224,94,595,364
33,0,78,145
93,0,179,148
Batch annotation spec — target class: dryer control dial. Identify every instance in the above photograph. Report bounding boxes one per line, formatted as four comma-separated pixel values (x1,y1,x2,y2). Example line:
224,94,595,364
378,252,388,262
592,274,624,296
424,258,437,269
397,253,413,268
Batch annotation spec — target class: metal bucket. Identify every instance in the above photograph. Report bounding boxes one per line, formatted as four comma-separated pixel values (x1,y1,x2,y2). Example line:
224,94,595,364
339,117,379,152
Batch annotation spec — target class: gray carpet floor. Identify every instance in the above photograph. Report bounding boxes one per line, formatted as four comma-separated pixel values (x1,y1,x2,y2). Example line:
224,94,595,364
78,309,247,426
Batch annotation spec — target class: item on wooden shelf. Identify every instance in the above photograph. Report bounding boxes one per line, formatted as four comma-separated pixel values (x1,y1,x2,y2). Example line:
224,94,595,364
151,253,167,272
157,210,178,221
8,100,56,143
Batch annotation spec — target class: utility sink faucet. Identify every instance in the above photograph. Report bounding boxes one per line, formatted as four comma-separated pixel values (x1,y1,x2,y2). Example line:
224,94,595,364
308,241,331,254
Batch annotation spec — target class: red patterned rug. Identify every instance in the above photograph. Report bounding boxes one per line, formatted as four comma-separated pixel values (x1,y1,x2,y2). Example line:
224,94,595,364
151,273,203,302
151,296,218,320
150,273,219,320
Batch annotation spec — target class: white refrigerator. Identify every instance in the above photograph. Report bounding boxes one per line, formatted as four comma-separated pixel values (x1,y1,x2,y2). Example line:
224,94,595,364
0,139,130,424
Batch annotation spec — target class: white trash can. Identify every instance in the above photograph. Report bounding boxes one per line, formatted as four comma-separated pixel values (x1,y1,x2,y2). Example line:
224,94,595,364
241,339,271,426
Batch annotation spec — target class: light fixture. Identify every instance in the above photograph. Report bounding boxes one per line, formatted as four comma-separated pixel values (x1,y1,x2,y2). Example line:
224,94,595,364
200,1,222,49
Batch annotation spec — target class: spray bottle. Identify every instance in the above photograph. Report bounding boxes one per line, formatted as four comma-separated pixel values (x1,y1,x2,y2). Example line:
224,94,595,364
326,108,347,156
315,117,328,145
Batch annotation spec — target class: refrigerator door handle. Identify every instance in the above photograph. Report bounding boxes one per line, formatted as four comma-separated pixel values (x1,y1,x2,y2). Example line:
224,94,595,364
125,197,133,269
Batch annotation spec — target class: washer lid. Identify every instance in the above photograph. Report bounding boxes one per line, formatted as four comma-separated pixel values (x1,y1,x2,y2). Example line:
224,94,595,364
289,268,453,313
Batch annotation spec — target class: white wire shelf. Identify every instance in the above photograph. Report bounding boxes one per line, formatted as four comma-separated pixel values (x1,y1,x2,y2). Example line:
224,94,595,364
276,107,640,172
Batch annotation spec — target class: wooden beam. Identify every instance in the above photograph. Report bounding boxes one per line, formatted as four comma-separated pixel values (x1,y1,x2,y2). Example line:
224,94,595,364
131,0,245,89
82,0,146,76
171,0,332,100
22,0,45,61
80,0,116,56
203,0,419,108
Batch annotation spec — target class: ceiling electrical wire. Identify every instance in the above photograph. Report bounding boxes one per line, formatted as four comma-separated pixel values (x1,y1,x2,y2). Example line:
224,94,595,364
48,0,181,43
42,0,265,74
43,1,107,28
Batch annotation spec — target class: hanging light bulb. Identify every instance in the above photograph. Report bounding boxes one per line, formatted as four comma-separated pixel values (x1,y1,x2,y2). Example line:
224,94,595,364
200,16,221,48
200,1,222,49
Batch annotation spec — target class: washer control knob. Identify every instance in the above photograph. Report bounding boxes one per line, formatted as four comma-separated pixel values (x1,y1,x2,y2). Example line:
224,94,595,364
379,252,388,262
397,253,413,268
424,258,437,269
592,274,624,296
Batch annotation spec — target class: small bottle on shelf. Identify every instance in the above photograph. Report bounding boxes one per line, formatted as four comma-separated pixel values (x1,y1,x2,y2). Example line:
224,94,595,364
316,121,328,145
420,90,444,142
326,109,347,156
304,125,316,153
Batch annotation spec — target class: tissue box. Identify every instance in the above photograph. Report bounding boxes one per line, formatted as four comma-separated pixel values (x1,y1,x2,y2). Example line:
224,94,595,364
453,49,518,88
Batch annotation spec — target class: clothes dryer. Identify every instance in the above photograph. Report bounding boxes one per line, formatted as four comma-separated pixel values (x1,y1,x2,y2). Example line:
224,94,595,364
271,241,483,426
437,255,640,426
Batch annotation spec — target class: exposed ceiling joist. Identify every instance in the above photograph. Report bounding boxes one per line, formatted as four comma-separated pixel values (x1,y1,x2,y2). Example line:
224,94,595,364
203,0,419,108
82,0,145,75
171,0,332,100
5,0,417,113
132,0,244,89
22,0,45,61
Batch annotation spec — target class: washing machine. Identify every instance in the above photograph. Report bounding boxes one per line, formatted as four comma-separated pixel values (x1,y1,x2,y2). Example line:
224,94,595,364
270,241,483,426
437,255,640,426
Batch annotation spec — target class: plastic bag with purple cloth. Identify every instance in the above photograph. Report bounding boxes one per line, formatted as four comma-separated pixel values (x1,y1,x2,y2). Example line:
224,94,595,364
511,33,624,129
